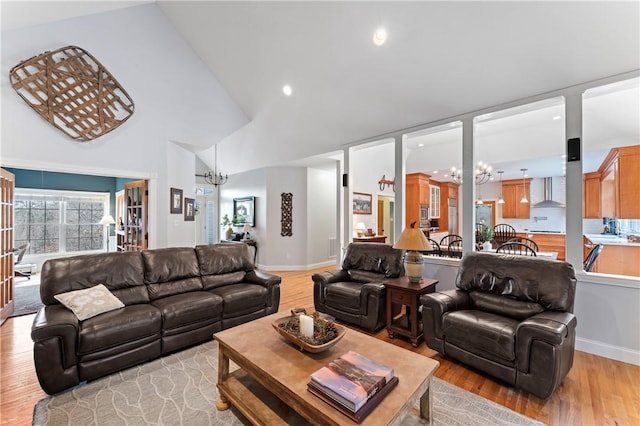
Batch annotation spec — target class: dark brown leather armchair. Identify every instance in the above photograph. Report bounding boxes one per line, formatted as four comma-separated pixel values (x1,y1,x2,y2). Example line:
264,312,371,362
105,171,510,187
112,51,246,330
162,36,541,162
421,252,577,399
312,242,403,331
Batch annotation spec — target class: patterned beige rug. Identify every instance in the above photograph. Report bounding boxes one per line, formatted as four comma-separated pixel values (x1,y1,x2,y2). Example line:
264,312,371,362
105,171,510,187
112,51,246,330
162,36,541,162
33,341,544,426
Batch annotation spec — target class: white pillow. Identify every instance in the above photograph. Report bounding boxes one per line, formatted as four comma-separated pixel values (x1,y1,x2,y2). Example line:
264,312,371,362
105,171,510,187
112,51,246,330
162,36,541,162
54,284,124,321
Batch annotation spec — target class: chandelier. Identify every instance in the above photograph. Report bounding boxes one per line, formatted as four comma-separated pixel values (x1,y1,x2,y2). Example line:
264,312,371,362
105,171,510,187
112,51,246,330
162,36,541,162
450,162,493,185
196,144,228,187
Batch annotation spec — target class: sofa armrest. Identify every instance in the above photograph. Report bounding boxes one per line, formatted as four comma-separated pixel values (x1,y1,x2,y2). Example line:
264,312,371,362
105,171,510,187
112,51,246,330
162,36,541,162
420,290,470,353
245,270,281,314
31,305,81,394
516,311,577,370
311,270,349,286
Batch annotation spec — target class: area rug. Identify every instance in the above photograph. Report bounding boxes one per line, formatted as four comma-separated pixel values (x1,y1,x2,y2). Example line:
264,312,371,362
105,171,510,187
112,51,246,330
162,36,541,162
12,281,43,317
33,341,544,426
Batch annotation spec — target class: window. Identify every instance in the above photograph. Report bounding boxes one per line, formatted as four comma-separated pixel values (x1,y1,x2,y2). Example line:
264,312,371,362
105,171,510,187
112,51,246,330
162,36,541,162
14,189,109,255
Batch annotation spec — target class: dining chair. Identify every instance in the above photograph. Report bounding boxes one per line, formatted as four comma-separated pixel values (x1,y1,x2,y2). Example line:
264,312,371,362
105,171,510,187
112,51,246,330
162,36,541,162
446,237,464,259
493,224,517,246
496,241,537,257
508,236,539,252
583,244,604,272
421,238,442,257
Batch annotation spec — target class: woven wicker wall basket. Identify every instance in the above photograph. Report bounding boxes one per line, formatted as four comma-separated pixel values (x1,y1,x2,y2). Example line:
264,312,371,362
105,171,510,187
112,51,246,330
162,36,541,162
9,45,135,142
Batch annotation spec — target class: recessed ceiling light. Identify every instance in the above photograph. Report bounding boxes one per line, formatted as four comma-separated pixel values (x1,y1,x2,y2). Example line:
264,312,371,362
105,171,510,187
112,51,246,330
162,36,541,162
373,28,387,46
432,170,438,174
282,85,292,96
418,143,424,147
552,115,562,120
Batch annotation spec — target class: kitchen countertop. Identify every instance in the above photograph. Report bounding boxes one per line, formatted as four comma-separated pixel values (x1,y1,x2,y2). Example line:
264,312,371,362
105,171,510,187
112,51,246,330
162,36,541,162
585,234,640,247
518,230,565,235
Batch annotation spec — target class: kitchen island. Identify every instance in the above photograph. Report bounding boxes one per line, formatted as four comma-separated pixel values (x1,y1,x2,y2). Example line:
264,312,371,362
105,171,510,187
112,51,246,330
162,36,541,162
517,231,565,261
584,234,640,277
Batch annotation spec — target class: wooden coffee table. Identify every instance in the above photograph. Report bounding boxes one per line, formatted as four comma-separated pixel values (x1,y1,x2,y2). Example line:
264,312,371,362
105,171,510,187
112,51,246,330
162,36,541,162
214,313,439,425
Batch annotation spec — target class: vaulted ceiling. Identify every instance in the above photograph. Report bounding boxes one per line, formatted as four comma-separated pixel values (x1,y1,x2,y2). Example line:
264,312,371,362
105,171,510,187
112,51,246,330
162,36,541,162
2,1,639,177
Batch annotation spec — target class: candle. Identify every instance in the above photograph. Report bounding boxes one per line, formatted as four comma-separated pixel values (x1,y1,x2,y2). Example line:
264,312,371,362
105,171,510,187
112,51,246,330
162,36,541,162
299,314,314,338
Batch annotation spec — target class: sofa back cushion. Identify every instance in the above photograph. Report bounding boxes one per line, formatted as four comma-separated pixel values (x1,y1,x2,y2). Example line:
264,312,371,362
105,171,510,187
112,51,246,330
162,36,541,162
195,244,253,284
456,252,576,312
142,248,202,300
341,243,404,278
469,291,545,320
40,252,147,306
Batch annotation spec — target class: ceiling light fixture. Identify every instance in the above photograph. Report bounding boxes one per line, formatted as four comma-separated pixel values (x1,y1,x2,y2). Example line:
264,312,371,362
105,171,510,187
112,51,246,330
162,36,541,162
450,161,493,185
373,28,387,46
282,85,292,96
552,115,562,120
196,144,228,187
520,168,529,204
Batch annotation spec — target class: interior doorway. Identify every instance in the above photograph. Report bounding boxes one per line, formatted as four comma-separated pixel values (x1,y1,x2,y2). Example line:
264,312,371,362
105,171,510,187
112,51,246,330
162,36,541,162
377,195,395,243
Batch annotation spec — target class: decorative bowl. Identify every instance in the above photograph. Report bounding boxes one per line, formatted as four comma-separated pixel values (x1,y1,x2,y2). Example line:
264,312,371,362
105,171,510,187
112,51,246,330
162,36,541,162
272,311,347,353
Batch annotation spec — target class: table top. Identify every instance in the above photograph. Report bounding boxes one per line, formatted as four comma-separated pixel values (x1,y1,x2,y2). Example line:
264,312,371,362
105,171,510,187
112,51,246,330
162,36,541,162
214,313,439,425
385,276,439,292
484,248,558,260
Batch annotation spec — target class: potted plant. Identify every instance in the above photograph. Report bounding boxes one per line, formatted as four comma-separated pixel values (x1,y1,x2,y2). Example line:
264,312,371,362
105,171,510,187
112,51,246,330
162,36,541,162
479,224,494,251
220,214,234,240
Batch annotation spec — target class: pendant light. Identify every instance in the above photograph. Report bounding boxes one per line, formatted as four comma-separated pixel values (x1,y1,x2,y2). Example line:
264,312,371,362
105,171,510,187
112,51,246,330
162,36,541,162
497,171,505,204
520,168,529,204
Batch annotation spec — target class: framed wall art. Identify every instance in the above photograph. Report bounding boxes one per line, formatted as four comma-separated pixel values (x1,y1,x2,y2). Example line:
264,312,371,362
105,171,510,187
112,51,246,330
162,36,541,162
184,198,195,221
170,188,183,214
233,196,255,226
353,192,372,215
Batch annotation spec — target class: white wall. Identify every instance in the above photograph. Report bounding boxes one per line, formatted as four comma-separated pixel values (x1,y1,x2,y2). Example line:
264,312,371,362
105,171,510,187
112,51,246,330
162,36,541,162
1,4,248,248
167,142,196,247
306,168,337,267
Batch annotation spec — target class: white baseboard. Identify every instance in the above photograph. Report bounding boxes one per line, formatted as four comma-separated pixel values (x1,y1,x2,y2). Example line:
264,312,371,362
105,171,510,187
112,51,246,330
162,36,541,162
259,260,335,272
576,337,640,366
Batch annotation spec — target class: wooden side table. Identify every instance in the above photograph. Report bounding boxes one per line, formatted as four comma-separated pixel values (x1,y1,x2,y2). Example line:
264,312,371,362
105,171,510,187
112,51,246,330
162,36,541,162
385,276,438,347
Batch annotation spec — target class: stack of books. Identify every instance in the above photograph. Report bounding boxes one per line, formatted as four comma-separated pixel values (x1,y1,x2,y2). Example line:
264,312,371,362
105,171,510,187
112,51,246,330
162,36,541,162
308,351,398,423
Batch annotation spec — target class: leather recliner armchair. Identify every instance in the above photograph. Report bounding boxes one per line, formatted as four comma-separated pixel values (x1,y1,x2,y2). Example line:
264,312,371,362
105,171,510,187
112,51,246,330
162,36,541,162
421,252,577,399
312,242,404,331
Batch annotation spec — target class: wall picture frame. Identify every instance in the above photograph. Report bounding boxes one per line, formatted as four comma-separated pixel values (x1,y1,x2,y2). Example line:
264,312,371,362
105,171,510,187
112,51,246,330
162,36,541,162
353,192,372,215
233,196,255,226
170,188,183,214
184,197,195,221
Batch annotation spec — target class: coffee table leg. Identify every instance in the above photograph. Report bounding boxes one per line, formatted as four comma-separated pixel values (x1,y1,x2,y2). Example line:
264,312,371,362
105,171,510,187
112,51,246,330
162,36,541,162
216,346,231,411
419,378,433,426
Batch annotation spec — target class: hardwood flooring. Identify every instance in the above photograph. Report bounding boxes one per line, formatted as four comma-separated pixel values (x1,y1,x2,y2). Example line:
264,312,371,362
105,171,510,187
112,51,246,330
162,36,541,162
1,267,639,425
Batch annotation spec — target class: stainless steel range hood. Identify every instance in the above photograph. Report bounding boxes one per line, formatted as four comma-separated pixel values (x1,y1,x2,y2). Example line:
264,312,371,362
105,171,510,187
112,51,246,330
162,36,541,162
532,177,565,208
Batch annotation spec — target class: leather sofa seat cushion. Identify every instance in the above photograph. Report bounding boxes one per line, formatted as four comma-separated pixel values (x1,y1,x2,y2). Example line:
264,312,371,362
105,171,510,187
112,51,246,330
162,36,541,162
443,310,518,361
152,291,223,330
470,291,544,321
324,282,363,312
79,304,161,354
210,284,267,318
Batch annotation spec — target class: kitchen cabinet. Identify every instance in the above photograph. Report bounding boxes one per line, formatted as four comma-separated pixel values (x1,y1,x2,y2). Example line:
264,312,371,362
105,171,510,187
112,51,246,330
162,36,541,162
598,145,640,219
406,173,430,228
583,172,601,218
430,185,441,218
501,178,531,219
519,232,565,261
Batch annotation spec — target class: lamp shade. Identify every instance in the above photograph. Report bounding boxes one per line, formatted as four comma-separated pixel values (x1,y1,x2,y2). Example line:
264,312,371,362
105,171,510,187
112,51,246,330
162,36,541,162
355,222,366,231
393,222,432,251
99,215,116,225
243,223,252,233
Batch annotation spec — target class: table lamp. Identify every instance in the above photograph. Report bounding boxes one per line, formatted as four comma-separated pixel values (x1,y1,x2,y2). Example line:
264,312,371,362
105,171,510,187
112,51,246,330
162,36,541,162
99,214,116,252
355,222,367,238
393,221,432,283
243,223,252,240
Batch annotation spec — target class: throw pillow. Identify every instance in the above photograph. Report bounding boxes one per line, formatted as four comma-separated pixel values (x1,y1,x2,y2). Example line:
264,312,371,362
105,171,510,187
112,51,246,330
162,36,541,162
54,284,124,321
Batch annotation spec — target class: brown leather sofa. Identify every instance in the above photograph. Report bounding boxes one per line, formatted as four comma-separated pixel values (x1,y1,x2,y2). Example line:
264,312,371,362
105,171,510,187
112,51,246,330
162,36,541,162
421,252,577,399
312,242,404,331
31,244,281,395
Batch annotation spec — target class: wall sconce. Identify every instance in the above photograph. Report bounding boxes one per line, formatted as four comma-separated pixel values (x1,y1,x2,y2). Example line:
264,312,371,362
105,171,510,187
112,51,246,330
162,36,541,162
378,174,395,191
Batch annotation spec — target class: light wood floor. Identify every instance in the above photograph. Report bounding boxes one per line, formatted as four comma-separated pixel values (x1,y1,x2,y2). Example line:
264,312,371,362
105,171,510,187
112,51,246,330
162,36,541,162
1,267,639,425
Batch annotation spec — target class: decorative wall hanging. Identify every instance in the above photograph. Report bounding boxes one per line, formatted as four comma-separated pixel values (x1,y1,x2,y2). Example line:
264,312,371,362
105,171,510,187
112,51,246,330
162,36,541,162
170,188,183,214
353,192,372,215
184,198,195,222
9,45,135,142
378,174,395,191
281,192,293,237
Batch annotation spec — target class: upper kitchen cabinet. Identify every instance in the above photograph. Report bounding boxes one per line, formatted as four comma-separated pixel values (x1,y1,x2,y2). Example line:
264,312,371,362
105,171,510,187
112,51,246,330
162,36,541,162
583,171,601,218
598,145,640,219
501,178,532,219
406,172,430,227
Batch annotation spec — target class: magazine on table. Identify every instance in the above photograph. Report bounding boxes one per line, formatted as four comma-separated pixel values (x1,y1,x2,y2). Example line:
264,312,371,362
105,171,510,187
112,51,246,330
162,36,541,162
309,351,395,413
